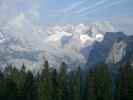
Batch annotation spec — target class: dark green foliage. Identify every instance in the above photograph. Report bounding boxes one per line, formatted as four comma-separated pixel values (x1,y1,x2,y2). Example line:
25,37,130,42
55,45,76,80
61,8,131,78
87,70,97,100
95,64,113,100
86,64,113,100
23,71,36,100
0,62,133,100
5,79,17,100
0,69,17,100
115,63,133,100
51,69,58,100
73,67,81,100
5,64,26,100
58,62,68,100
38,61,52,100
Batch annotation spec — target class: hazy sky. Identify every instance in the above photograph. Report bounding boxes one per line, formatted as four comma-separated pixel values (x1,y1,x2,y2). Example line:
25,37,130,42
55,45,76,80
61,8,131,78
0,0,133,34
41,0,133,24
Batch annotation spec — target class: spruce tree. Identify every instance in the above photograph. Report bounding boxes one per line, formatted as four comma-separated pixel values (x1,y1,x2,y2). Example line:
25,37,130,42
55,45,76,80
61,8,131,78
39,61,52,100
23,71,36,100
0,70,6,100
58,62,68,100
51,69,58,100
5,79,17,100
4,64,27,100
73,67,81,100
67,71,74,100
87,69,97,100
95,64,113,100
115,63,133,100
87,64,112,100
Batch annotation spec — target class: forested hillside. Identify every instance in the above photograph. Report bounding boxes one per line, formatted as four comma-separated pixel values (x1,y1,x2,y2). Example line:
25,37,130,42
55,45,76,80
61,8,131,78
0,61,133,100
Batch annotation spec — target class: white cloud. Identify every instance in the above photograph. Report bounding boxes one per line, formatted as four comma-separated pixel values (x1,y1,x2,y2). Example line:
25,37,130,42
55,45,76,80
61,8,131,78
0,0,40,26
8,13,25,29
0,0,44,49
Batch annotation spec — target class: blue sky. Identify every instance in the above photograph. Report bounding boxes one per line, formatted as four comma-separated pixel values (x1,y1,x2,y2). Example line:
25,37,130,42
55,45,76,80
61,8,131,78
0,0,133,34
0,0,133,25
38,0,133,25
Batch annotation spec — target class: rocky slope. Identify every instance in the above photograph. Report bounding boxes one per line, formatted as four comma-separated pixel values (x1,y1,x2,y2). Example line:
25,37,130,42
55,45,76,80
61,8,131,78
86,32,133,67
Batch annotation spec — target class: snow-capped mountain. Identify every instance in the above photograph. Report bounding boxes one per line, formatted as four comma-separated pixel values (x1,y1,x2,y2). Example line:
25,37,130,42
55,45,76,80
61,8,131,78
38,21,115,69
45,21,114,50
2,21,131,70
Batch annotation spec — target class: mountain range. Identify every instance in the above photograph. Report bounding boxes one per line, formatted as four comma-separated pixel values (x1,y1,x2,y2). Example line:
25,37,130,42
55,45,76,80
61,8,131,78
0,21,132,70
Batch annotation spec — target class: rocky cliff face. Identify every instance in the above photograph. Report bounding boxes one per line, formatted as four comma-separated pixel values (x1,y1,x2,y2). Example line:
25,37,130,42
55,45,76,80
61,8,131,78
86,32,133,67
106,40,127,64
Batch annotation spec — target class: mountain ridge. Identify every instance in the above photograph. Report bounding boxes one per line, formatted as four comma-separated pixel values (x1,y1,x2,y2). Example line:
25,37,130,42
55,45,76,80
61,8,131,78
0,22,132,70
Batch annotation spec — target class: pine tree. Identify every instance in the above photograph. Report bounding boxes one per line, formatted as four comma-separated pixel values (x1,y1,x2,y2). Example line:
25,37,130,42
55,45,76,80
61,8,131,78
0,70,6,100
1,66,17,100
95,64,113,100
0,70,3,79
115,63,133,100
87,64,113,100
73,67,81,100
58,62,68,100
51,69,58,100
39,61,52,100
5,79,17,100
23,71,36,100
87,69,97,100
3,64,26,100
67,75,74,100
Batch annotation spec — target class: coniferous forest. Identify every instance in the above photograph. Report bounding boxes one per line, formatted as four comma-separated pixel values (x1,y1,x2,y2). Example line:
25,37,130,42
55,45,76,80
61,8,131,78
0,61,133,100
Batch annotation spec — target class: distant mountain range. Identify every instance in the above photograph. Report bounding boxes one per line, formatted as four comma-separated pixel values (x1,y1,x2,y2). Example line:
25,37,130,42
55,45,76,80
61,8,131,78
0,21,132,70
0,31,41,69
